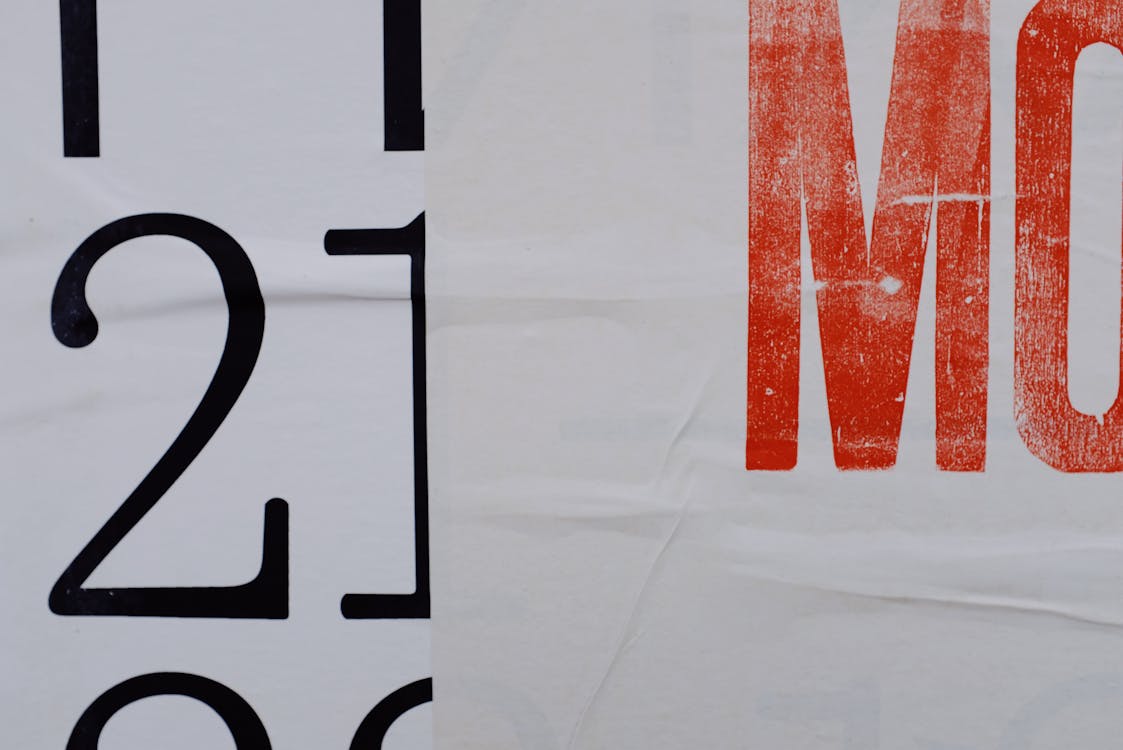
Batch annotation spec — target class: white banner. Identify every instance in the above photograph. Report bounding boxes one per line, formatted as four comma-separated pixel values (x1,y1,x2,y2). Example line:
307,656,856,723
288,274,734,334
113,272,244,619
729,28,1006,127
1,2,430,747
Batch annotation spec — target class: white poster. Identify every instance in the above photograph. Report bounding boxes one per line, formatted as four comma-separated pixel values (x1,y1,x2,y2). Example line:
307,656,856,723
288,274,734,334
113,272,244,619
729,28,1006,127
427,0,1123,747
10,0,1123,747
1,2,431,747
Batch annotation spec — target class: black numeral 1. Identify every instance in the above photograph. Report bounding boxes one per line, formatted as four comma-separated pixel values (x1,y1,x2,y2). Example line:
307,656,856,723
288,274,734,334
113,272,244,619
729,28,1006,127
324,213,430,619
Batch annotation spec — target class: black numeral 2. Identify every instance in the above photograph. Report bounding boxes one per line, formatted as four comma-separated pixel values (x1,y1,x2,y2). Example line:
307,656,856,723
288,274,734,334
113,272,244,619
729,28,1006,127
49,214,289,618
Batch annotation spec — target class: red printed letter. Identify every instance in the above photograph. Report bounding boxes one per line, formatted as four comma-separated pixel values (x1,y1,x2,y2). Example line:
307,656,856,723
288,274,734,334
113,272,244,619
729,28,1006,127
748,0,990,470
1016,0,1123,472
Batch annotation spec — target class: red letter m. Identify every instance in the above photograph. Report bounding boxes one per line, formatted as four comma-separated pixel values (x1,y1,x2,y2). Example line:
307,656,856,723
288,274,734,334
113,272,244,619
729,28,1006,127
748,0,990,471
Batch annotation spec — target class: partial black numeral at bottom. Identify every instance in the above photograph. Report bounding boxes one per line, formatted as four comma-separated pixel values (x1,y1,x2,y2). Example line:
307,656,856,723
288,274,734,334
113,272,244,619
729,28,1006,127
67,673,271,749
67,673,433,749
350,678,433,748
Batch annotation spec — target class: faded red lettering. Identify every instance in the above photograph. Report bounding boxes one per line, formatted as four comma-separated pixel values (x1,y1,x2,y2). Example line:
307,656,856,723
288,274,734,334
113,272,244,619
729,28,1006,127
1016,0,1123,472
747,0,990,470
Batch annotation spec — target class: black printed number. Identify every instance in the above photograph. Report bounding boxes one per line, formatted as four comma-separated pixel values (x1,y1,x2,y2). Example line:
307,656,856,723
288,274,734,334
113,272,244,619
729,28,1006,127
325,213,430,620
48,214,289,619
66,673,272,750
59,0,423,156
67,673,432,749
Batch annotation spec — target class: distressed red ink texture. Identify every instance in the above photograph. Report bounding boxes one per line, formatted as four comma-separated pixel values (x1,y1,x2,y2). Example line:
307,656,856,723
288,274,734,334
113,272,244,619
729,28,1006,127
747,0,990,471
1016,0,1123,472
